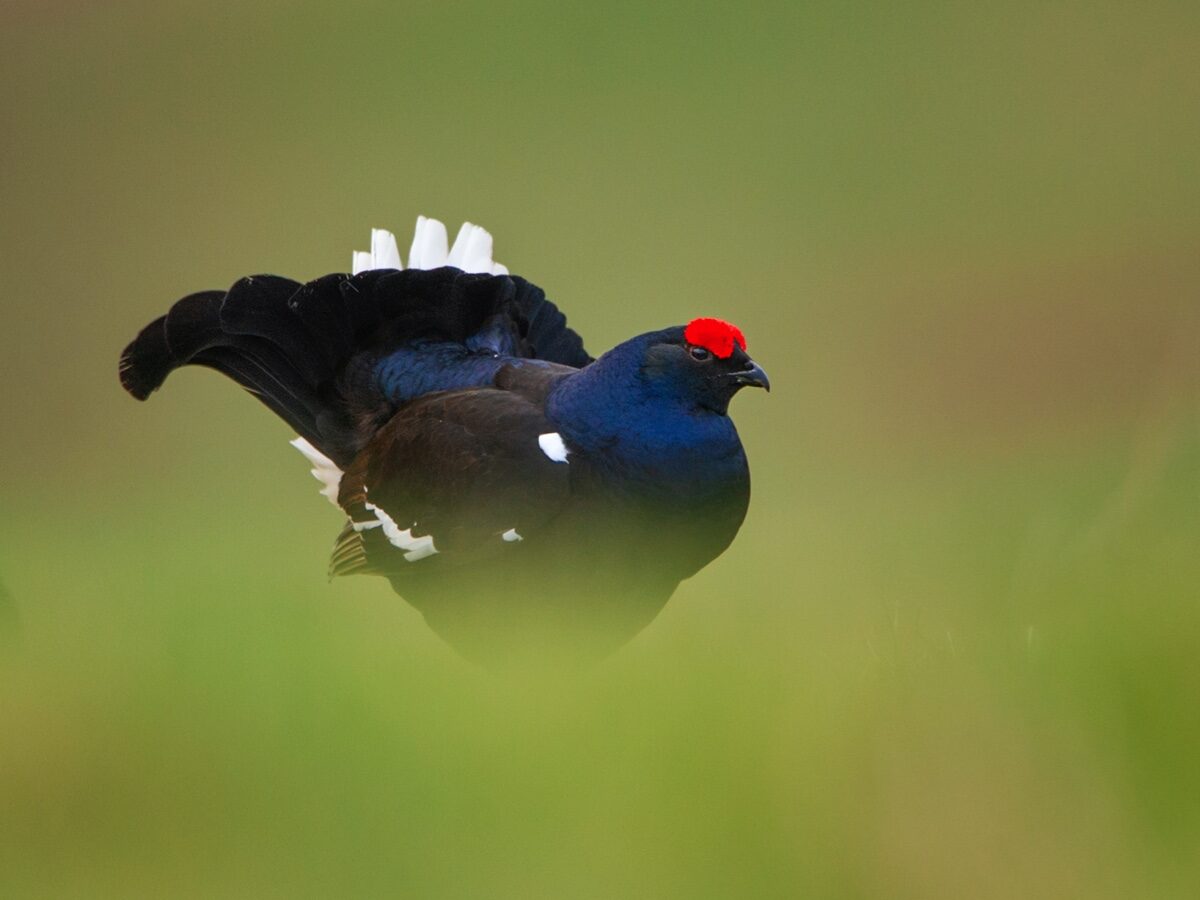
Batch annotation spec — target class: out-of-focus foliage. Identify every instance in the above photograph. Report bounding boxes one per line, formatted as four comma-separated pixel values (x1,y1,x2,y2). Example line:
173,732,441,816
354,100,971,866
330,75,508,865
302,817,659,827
1,2,1196,897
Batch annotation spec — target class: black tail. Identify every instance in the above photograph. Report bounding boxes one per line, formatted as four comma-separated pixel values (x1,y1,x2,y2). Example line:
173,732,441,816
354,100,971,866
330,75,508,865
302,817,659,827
119,267,590,466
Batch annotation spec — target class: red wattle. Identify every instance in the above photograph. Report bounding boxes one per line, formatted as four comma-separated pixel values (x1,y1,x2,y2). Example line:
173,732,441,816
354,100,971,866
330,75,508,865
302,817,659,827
684,318,747,359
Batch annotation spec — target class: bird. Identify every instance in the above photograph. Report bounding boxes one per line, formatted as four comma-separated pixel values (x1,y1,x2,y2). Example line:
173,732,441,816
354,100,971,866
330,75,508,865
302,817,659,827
119,216,769,667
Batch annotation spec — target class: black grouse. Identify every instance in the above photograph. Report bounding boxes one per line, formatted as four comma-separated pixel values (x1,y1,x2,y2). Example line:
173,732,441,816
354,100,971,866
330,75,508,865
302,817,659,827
119,217,768,666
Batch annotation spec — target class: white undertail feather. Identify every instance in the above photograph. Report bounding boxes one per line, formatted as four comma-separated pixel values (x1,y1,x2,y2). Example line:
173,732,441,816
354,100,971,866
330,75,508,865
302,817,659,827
352,216,508,276
371,228,403,270
447,222,508,275
289,437,343,506
407,215,448,270
352,228,402,275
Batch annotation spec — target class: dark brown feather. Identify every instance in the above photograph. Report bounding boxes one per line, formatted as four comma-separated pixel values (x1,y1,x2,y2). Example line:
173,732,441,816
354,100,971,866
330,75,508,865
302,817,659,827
331,387,572,576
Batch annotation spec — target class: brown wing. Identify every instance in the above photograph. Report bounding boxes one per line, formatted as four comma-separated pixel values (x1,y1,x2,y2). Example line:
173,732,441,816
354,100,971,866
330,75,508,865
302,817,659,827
329,387,573,577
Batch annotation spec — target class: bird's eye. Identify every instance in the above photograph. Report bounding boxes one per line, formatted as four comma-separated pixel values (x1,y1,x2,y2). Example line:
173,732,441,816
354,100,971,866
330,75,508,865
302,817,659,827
689,345,711,361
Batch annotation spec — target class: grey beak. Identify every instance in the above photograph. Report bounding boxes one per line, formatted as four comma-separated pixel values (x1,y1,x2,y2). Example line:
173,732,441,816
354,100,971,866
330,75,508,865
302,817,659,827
732,361,770,392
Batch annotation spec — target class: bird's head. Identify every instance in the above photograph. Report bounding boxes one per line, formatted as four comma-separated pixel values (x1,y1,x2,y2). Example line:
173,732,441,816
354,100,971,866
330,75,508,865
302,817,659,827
636,317,769,415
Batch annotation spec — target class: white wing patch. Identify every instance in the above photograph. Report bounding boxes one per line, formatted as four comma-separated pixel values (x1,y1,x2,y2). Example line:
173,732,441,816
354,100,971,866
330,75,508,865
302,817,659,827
289,437,343,507
538,432,570,463
364,501,438,562
501,528,523,542
353,216,508,276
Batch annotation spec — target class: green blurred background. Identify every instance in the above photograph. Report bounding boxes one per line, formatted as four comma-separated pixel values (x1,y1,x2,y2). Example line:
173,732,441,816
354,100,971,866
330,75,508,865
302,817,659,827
1,1,1197,897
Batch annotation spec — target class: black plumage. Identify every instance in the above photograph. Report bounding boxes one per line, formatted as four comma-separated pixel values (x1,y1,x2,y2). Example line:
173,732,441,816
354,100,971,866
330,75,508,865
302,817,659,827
120,228,766,666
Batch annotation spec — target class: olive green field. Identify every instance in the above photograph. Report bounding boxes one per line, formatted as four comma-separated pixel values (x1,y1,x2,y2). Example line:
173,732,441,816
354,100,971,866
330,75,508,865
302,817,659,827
1,2,1197,897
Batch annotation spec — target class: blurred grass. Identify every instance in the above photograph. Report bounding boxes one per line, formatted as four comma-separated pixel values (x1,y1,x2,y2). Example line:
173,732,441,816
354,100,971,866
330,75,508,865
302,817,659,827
1,1,1198,897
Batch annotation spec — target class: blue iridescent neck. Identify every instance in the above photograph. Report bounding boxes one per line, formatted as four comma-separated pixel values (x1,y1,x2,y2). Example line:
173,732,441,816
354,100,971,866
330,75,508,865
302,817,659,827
546,333,744,473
